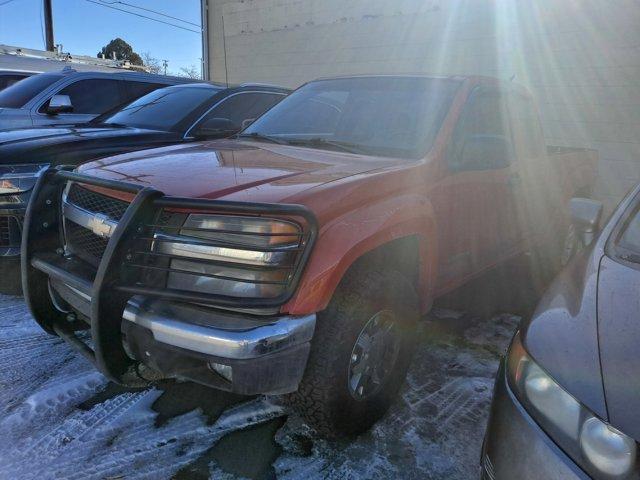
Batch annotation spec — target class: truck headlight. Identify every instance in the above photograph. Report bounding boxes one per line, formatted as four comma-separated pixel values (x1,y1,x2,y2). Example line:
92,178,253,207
0,164,49,195
508,333,637,478
156,214,302,299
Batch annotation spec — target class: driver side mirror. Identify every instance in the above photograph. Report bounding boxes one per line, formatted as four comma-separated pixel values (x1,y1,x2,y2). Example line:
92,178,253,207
46,94,73,115
192,117,240,138
454,134,514,172
570,197,603,247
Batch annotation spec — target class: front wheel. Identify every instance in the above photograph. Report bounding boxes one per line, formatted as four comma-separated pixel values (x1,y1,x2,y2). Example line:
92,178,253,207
287,266,419,438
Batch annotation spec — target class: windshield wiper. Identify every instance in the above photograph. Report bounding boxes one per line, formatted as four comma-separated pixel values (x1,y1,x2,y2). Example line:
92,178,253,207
282,137,369,155
237,132,289,145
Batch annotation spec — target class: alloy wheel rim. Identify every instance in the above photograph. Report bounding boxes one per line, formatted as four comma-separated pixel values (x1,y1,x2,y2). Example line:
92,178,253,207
347,309,401,401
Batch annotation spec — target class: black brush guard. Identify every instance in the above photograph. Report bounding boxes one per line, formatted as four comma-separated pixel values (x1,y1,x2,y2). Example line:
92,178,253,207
22,167,318,384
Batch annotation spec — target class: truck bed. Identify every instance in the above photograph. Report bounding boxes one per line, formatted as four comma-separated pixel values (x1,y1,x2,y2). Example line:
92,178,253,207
547,145,599,199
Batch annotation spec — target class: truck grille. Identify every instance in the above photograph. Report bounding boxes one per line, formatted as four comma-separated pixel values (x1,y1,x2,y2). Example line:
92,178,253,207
63,183,179,268
64,184,130,266
65,221,110,265
66,184,129,221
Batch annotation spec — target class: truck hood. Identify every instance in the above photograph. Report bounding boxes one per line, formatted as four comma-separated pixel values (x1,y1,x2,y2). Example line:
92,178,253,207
77,139,404,204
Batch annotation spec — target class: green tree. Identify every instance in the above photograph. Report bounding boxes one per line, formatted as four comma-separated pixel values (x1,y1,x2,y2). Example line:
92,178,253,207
97,38,143,66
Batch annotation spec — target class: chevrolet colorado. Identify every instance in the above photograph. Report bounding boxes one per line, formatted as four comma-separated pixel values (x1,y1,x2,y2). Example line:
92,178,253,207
22,75,597,437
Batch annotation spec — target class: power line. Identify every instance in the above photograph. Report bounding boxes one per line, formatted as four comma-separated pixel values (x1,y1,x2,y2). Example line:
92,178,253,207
84,0,201,33
98,0,200,27
0,0,19,7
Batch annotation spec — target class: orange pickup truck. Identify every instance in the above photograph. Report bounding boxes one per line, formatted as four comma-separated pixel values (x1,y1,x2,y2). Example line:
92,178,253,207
23,75,597,437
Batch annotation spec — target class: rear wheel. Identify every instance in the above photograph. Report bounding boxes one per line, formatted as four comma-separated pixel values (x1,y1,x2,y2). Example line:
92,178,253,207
287,266,419,438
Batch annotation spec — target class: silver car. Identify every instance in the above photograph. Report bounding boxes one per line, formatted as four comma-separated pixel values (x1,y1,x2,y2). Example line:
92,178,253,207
0,67,193,130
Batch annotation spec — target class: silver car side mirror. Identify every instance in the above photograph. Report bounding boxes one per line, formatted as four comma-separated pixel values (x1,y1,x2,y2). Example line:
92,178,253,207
570,197,603,247
46,94,73,115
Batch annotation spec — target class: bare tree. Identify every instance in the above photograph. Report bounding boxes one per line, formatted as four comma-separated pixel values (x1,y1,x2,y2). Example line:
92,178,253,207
178,65,202,79
140,52,162,75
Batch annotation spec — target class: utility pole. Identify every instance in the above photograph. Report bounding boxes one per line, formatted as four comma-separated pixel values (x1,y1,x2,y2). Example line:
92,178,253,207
162,59,168,75
43,0,55,52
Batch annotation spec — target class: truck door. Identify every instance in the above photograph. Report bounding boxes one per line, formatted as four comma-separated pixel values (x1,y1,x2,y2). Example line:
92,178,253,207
434,87,520,289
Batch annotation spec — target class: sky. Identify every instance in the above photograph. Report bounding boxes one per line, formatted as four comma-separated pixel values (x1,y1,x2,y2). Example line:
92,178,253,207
0,0,203,76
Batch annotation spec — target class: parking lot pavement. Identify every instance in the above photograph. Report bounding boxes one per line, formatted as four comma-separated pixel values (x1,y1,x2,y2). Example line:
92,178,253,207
0,263,531,480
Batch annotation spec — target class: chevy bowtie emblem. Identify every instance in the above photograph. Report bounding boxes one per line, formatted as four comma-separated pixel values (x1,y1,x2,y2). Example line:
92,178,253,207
88,213,113,238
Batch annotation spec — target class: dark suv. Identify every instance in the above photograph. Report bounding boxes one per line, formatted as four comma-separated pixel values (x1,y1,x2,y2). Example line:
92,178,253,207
0,82,289,293
0,67,194,129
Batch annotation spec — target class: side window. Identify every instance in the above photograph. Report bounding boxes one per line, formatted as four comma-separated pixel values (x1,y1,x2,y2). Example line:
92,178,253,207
508,94,545,158
449,90,513,171
200,92,284,127
123,81,166,103
0,74,28,90
43,79,123,114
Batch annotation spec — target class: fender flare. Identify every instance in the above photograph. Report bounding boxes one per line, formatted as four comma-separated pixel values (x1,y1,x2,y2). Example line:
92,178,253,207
283,194,439,315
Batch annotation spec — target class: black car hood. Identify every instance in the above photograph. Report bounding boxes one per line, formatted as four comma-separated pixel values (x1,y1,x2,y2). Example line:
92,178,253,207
596,255,640,441
521,247,608,420
0,125,166,147
0,126,115,145
0,125,180,165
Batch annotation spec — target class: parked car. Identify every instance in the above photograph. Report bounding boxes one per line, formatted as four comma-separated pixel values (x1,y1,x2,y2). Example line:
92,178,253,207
0,67,194,129
0,69,36,91
0,82,289,293
482,187,640,480
22,75,598,438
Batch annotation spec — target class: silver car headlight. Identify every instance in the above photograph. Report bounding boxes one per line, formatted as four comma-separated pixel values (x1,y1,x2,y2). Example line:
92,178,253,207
0,164,49,195
508,332,638,478
155,214,302,299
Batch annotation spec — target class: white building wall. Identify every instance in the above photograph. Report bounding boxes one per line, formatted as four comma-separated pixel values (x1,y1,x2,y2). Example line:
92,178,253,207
207,0,640,210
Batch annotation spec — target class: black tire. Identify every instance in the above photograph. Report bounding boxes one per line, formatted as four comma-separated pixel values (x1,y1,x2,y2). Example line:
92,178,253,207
287,265,419,438
0,256,23,296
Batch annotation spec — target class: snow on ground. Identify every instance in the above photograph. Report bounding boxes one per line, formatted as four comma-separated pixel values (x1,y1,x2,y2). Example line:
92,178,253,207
0,294,520,480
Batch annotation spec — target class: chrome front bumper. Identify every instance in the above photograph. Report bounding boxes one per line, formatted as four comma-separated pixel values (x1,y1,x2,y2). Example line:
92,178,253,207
122,296,316,360
51,281,316,395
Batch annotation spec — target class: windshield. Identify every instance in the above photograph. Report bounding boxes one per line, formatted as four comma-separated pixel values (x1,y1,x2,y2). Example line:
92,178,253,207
0,72,63,108
100,85,221,132
242,77,459,158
